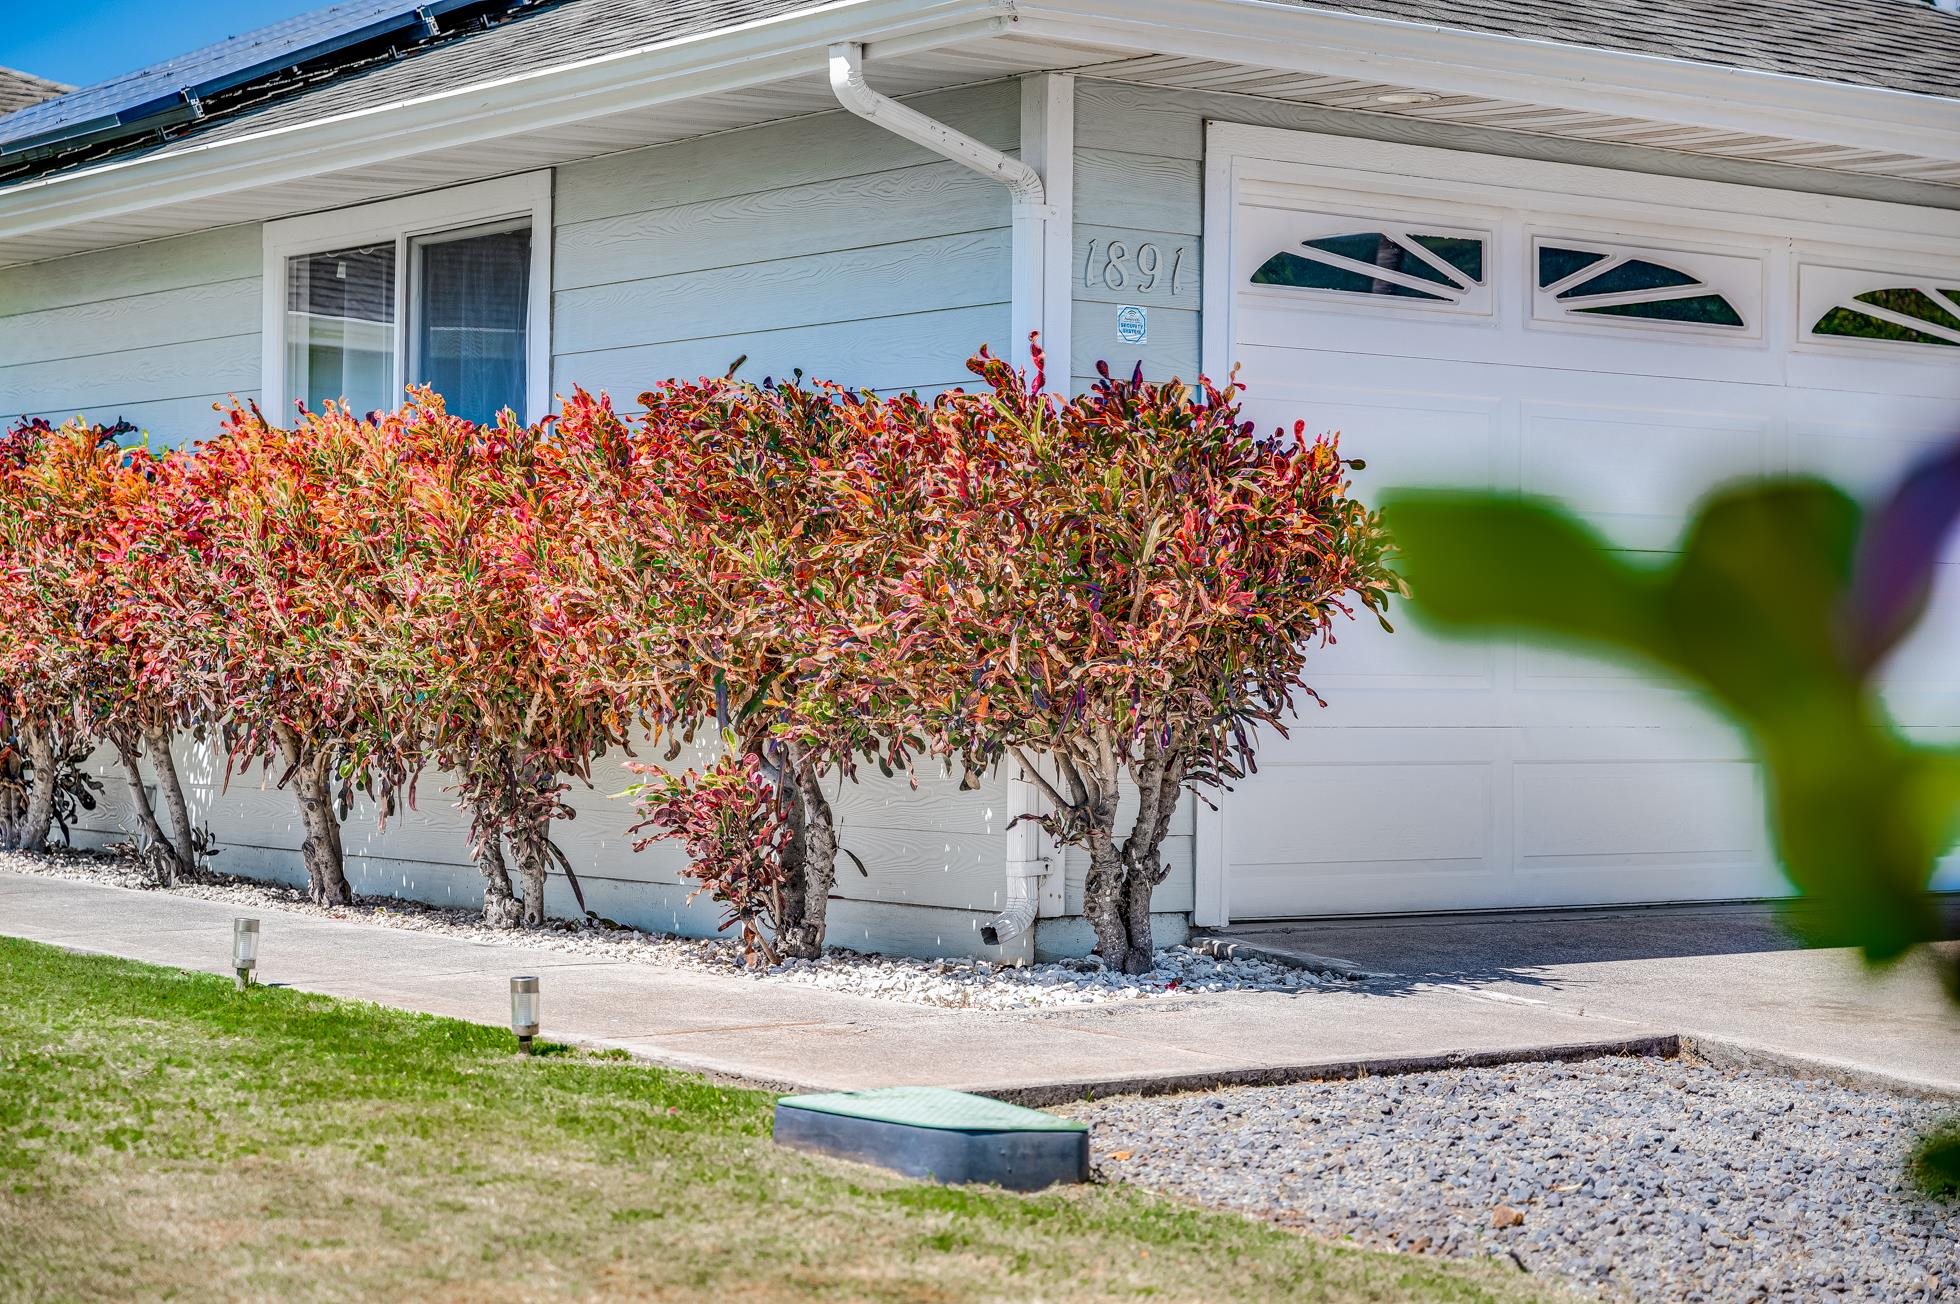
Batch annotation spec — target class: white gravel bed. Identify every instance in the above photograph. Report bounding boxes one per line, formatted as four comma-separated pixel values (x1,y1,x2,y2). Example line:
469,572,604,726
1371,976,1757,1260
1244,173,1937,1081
0,846,1351,1010
1061,1055,1959,1302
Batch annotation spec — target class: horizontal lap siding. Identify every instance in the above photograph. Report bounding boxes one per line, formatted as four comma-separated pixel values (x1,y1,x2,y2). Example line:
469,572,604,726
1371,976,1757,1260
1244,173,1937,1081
0,225,260,446
552,82,1017,400
548,82,1021,944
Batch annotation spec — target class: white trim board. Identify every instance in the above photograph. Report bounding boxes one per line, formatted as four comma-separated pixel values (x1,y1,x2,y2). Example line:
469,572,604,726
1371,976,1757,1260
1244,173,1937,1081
260,171,553,424
5,0,1957,265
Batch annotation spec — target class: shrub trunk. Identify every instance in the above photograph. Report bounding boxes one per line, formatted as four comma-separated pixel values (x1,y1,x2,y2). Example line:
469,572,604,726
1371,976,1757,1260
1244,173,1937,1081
16,723,58,855
276,725,352,907
143,725,200,877
773,744,837,961
1030,742,1184,975
476,835,524,929
111,727,187,884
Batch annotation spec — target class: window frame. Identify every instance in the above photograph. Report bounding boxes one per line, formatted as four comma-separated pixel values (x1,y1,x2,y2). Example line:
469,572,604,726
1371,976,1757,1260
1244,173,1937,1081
1526,232,1763,343
261,172,553,424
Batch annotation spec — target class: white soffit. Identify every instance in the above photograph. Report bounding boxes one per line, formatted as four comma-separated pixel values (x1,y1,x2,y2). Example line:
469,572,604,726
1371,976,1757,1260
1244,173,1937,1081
3,0,1958,267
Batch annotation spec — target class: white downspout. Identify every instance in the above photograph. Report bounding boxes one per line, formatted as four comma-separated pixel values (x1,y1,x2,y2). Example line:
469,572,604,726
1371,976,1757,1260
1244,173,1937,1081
827,41,1060,376
829,42,1066,953
982,765,1048,947
828,41,1050,215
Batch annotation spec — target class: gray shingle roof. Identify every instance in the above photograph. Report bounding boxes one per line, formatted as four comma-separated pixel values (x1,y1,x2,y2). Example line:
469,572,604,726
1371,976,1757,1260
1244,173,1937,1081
2,0,1955,185
0,68,72,116
1294,0,1960,100
171,0,824,148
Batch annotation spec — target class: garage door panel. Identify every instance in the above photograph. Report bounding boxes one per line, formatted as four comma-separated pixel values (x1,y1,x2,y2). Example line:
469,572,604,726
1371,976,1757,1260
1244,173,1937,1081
1212,130,1960,920
1515,760,1767,863
1519,404,1774,550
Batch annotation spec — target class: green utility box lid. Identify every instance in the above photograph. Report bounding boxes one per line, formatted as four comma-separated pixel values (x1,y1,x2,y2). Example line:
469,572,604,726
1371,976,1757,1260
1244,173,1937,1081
778,1086,1087,1133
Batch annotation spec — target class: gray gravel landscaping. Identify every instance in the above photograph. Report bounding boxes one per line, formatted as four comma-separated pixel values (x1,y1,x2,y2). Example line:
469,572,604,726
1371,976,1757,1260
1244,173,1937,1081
1061,1055,1958,1302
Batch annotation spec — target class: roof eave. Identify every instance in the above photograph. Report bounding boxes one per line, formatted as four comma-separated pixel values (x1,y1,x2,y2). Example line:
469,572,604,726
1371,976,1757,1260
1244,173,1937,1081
3,0,1957,249
0,0,1018,245
1018,0,1960,165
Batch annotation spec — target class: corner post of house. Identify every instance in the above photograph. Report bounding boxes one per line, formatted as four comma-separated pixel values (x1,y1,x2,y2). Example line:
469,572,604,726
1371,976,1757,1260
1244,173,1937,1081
1015,71,1072,380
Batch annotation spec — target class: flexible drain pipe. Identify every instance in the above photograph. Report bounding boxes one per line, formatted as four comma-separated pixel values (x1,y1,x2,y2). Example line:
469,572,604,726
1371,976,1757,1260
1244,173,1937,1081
827,42,1051,217
830,40,1057,951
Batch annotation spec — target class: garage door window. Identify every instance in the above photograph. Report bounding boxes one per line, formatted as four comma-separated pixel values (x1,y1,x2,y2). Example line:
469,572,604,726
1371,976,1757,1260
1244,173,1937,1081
1251,224,1488,309
1810,285,1960,349
1535,240,1749,331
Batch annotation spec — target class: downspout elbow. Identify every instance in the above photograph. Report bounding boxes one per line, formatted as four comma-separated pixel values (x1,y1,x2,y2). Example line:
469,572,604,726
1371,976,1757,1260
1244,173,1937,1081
980,853,1043,948
827,41,1048,214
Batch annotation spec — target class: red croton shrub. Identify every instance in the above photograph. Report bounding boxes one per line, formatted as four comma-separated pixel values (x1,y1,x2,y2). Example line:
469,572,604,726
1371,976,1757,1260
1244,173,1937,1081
828,344,1400,973
0,418,201,877
631,753,793,967
349,390,639,928
562,377,897,960
159,401,429,906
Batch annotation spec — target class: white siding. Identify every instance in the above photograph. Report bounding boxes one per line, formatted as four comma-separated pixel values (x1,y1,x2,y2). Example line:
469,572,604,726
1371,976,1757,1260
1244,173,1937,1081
552,82,1017,397
6,87,1035,959
0,225,260,445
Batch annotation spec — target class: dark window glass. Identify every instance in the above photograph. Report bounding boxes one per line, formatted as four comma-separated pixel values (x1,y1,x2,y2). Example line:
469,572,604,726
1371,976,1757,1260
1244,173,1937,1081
1852,288,1960,334
1813,306,1957,347
1576,294,1744,327
413,225,531,425
1538,246,1608,288
1251,250,1447,298
1560,258,1699,299
1410,234,1484,283
1301,233,1456,287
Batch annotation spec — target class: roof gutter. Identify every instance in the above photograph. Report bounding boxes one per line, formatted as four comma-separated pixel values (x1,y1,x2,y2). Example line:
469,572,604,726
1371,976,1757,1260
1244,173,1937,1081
1010,0,1960,166
0,0,1019,245
4,0,1957,252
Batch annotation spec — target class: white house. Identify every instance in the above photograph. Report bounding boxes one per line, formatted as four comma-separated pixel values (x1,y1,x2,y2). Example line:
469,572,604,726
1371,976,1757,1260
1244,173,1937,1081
3,0,1958,959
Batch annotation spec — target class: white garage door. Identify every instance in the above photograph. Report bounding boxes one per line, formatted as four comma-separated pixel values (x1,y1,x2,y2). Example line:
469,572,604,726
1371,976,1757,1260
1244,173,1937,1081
1199,124,1960,922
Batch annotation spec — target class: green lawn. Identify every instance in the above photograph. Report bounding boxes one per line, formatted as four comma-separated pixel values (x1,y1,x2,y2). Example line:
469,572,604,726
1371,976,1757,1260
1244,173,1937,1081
0,938,1568,1303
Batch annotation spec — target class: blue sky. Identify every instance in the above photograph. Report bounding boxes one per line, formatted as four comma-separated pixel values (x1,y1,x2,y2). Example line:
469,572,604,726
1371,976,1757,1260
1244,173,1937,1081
1,1,327,89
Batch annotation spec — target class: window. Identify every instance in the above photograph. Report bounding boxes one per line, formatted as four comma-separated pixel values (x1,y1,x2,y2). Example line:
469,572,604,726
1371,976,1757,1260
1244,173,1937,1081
263,173,551,424
1533,239,1752,333
1810,284,1960,350
1247,215,1490,314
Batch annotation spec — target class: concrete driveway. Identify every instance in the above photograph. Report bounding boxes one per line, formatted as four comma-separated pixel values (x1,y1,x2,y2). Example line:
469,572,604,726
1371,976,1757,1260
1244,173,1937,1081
1207,899,1960,1095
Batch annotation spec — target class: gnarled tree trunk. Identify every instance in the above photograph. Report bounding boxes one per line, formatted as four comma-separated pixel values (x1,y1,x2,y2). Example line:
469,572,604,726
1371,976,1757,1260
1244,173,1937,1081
111,726,187,885
16,722,57,855
1021,739,1185,975
143,724,199,877
276,724,353,907
475,834,524,929
774,744,838,961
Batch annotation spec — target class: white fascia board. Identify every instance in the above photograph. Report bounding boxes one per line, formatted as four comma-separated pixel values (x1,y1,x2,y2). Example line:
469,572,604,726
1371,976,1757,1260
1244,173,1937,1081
0,0,1015,242
1010,0,1960,166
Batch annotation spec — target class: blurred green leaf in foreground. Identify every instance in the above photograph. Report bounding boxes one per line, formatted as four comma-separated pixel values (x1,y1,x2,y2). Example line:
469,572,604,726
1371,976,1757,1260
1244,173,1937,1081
1383,442,1960,1191
1381,443,1960,981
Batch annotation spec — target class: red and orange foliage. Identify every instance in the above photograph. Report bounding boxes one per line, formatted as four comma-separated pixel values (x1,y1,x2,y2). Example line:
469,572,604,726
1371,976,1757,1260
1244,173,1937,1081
819,345,1399,971
163,400,438,905
0,417,192,863
0,340,1396,967
345,389,640,928
631,753,794,967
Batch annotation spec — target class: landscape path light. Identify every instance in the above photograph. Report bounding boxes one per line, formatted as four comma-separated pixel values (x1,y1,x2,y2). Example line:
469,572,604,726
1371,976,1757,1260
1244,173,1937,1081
233,917,260,990
510,975,540,1052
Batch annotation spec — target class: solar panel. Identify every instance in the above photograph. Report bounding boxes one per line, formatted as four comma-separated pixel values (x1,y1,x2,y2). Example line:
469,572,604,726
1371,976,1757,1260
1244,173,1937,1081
0,0,497,160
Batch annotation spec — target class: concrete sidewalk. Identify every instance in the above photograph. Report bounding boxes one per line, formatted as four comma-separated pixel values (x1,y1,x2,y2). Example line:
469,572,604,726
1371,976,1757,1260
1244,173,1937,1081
3,872,1952,1100
1211,902,1960,1095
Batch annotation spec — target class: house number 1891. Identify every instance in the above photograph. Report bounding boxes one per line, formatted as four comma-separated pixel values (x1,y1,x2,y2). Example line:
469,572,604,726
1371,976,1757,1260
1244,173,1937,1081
1084,238,1187,297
